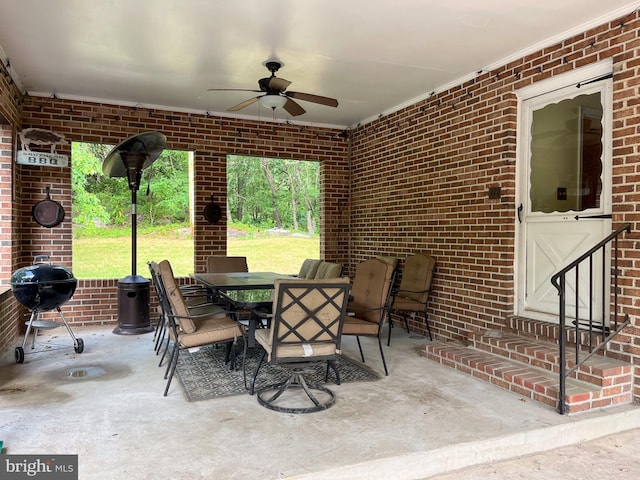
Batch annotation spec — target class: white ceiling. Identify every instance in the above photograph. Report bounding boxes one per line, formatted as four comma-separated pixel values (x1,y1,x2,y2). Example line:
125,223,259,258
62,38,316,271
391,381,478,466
0,0,638,129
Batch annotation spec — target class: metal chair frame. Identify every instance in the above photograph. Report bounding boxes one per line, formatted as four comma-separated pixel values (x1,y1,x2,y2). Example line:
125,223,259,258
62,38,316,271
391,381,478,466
157,260,245,397
247,279,351,413
389,253,436,341
342,258,395,376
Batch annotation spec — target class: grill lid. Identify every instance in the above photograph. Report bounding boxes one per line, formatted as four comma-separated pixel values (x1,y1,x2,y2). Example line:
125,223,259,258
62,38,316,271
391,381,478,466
10,263,77,312
10,263,75,285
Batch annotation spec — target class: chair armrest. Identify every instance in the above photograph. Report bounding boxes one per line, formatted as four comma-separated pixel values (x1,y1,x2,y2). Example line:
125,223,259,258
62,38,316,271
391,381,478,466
170,309,234,320
180,284,207,293
181,289,209,299
394,288,430,296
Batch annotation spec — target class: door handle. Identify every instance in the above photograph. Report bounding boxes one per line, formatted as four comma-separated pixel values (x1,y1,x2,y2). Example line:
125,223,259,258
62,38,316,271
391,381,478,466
517,203,523,223
574,214,612,220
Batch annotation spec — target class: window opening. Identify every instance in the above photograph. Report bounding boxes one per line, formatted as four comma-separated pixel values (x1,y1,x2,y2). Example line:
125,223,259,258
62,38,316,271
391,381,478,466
226,155,320,272
72,142,194,278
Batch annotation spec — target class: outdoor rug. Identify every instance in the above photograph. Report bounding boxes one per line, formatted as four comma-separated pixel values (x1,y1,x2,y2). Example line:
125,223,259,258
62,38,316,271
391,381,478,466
175,345,379,402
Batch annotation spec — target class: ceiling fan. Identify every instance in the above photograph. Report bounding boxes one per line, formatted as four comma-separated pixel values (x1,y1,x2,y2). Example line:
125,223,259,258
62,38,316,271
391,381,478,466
208,61,338,117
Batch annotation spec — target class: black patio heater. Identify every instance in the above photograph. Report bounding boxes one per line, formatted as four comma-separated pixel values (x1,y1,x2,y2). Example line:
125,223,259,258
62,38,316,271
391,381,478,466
103,132,166,335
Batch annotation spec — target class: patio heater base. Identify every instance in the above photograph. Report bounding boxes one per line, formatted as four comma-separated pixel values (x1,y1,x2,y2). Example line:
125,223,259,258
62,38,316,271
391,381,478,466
113,275,152,335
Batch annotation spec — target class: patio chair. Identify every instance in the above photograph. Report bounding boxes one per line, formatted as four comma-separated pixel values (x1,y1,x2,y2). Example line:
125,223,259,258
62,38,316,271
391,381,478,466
375,255,400,345
341,258,395,375
206,255,248,273
148,261,225,356
389,253,436,340
205,255,249,305
157,260,245,397
154,260,232,364
247,278,351,413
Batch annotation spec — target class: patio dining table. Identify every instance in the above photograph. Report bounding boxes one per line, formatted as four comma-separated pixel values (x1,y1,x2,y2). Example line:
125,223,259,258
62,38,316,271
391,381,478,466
191,271,293,346
191,271,293,290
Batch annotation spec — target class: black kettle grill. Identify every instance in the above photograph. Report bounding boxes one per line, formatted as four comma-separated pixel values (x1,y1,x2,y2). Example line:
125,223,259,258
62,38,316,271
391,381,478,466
10,255,84,363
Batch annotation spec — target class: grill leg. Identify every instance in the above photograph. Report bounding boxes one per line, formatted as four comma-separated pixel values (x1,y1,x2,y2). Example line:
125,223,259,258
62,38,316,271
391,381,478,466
57,307,78,343
22,311,37,349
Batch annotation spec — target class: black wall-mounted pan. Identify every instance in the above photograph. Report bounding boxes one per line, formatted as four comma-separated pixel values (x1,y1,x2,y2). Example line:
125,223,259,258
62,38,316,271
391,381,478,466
203,195,222,225
32,187,65,228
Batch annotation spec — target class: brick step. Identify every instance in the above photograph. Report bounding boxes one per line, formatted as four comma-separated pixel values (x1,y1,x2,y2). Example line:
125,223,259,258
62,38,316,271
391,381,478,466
508,316,610,346
468,331,632,388
421,342,633,414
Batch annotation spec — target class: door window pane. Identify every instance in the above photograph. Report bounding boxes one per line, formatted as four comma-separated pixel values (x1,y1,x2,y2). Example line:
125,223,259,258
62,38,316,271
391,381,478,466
530,93,603,213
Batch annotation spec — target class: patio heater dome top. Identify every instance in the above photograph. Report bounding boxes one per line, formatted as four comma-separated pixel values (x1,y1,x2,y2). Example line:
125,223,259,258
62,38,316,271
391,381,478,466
102,131,166,178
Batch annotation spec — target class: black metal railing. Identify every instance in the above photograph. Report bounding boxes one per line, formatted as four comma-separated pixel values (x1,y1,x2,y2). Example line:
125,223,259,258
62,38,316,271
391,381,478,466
550,223,631,414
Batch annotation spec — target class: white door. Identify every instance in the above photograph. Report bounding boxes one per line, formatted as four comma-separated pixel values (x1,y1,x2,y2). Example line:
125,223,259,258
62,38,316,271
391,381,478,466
517,75,612,323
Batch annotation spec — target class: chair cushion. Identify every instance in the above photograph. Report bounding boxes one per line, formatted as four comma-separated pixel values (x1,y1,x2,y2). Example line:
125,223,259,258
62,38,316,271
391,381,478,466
187,303,227,318
314,262,343,279
342,315,379,335
298,259,322,279
375,255,399,270
158,260,196,333
179,316,244,349
255,328,272,352
158,260,229,333
206,256,248,273
348,258,394,324
398,253,435,302
255,329,337,361
391,296,426,312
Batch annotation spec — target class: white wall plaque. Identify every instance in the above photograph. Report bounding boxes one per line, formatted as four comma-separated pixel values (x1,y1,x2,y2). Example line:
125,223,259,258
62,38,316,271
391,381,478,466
17,150,69,167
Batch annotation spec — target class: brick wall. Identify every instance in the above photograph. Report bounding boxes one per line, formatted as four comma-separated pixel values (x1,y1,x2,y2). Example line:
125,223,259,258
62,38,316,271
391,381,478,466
0,124,14,286
7,100,349,332
347,10,640,399
0,57,22,352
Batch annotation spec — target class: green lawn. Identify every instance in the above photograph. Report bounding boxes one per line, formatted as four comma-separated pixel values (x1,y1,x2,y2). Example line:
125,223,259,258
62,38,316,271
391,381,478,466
72,234,319,278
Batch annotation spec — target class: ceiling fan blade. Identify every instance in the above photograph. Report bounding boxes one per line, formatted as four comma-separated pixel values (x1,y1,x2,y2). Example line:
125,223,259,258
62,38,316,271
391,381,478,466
227,96,260,112
283,98,306,117
207,88,262,93
286,91,338,107
269,77,291,91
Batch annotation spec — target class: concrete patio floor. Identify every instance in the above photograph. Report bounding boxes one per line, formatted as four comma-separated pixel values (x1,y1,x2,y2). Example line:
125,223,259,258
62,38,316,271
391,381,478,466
1,325,639,479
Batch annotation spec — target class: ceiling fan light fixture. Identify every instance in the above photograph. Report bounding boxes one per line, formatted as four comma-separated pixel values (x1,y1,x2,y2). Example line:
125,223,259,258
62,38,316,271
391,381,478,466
260,94,287,110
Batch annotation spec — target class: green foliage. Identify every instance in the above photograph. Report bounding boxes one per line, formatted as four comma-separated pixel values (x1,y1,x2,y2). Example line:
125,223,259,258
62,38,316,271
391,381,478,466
140,151,190,225
71,143,112,226
227,155,319,233
72,143,190,228
72,146,319,233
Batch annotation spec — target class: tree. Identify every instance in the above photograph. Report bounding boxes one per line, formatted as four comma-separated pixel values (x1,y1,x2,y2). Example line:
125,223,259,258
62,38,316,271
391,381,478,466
284,161,299,230
260,159,283,228
227,156,261,222
72,143,191,229
226,155,319,233
71,143,114,227
138,151,190,225
294,161,319,235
